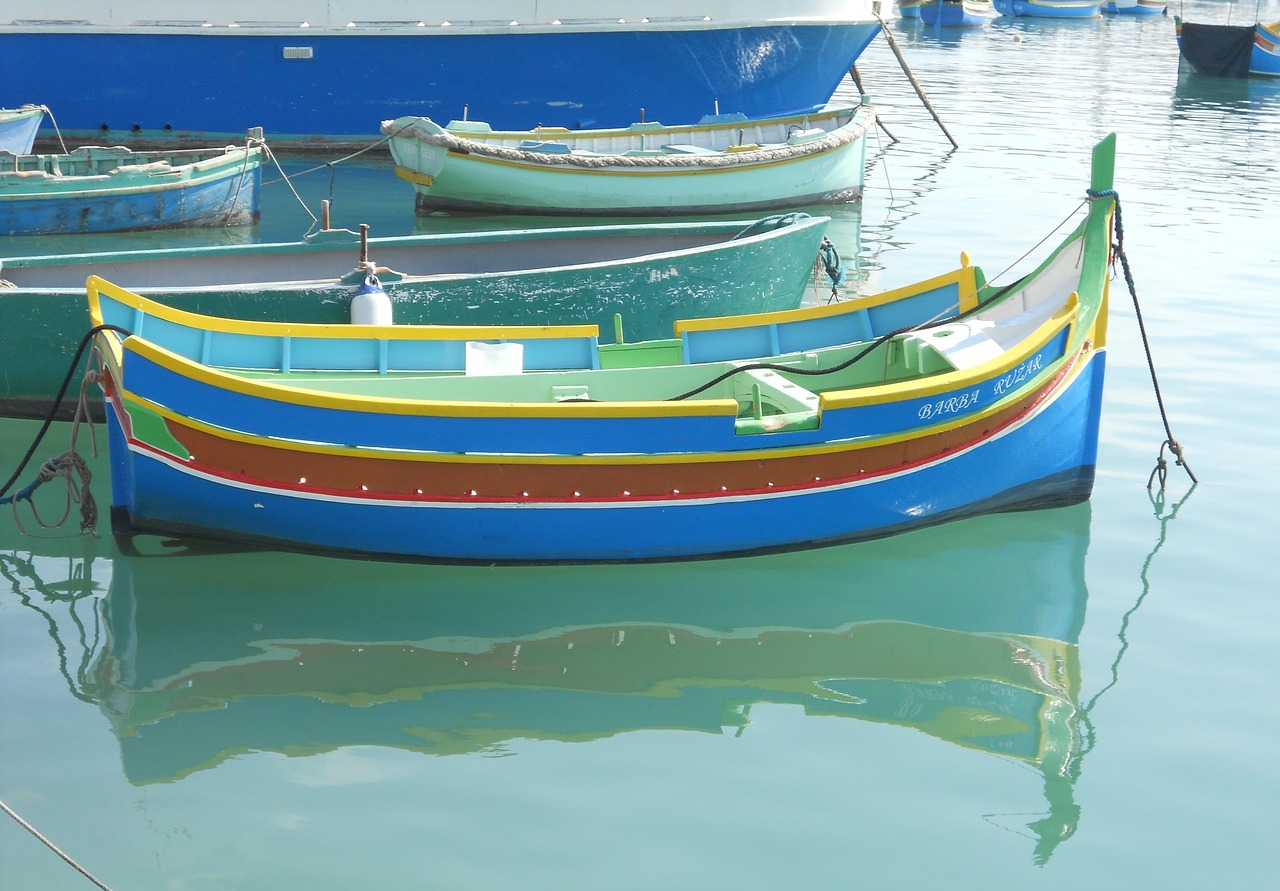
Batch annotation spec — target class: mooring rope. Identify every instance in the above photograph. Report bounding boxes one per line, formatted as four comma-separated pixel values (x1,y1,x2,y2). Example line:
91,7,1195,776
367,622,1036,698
256,119,422,236
1087,188,1197,488
36,104,70,154
256,140,320,231
0,798,115,891
0,325,129,533
214,129,267,227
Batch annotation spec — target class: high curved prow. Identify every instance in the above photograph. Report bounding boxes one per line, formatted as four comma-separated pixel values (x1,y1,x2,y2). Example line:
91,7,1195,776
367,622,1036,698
1091,133,1116,195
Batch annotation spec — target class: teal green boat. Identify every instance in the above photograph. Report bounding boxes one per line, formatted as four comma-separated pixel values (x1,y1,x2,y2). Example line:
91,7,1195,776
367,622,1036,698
0,213,836,419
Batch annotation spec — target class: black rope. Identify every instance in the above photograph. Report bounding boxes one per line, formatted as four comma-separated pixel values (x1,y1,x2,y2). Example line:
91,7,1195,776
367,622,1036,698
1086,188,1197,488
0,324,130,504
728,212,809,240
667,325,909,402
666,274,1029,402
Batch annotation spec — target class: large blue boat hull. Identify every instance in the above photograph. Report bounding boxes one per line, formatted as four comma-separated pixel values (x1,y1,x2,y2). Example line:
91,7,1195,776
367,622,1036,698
4,23,882,147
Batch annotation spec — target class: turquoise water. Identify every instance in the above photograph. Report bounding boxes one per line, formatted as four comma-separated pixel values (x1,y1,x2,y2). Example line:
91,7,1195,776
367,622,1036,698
3,4,1279,887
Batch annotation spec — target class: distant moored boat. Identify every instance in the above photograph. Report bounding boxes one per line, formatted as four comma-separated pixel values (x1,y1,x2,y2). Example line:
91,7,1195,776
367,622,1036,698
0,140,263,237
993,0,1101,18
1175,16,1280,78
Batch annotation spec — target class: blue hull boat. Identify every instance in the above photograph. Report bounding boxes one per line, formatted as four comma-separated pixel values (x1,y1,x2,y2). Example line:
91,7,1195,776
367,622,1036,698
0,2,884,148
993,0,1101,18
0,142,263,236
921,1,996,27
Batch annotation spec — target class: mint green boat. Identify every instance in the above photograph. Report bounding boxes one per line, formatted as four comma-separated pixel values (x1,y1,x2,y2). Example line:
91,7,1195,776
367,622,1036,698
0,213,837,418
383,102,874,216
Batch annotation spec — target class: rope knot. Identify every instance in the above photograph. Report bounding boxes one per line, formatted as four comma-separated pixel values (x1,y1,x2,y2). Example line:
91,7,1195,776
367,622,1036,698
36,457,61,483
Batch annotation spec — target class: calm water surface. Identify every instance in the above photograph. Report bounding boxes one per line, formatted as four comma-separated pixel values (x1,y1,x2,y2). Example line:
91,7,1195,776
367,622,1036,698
3,3,1279,887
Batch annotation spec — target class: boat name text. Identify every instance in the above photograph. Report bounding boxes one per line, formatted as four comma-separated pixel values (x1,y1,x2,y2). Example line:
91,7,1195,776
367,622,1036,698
992,355,1044,396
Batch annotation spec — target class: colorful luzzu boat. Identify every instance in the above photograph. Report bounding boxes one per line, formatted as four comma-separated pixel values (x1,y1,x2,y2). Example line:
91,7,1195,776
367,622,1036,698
86,136,1119,562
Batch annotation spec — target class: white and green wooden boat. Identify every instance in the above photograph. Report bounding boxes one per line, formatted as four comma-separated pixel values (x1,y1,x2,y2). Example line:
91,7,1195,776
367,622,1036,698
382,101,875,216
0,213,837,419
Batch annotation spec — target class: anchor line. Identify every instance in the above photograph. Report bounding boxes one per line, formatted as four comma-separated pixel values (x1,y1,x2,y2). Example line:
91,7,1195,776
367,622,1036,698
0,326,129,533
1088,189,1197,487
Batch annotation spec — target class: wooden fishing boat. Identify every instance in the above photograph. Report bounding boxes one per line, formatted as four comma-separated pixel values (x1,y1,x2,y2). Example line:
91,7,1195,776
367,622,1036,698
0,139,263,236
898,0,924,18
1175,16,1280,78
0,213,837,419
0,104,43,154
992,0,1101,17
1103,0,1167,16
920,0,997,27
382,102,874,216
87,135,1118,562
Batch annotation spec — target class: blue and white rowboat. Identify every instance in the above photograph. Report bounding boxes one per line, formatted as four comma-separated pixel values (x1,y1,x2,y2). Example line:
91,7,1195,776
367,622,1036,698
0,104,43,154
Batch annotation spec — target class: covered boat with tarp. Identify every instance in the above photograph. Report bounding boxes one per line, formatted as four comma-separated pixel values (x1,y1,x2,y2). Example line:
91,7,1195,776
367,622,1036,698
1175,15,1280,77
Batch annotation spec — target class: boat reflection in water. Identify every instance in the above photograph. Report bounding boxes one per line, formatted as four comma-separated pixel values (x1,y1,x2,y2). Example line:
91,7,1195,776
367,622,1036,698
17,504,1097,864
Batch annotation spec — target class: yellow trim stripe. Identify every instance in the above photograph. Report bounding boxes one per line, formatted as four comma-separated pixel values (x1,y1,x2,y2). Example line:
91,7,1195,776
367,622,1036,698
87,275,600,341
120,336,739,419
675,265,981,334
395,168,433,187
121,346,1092,468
